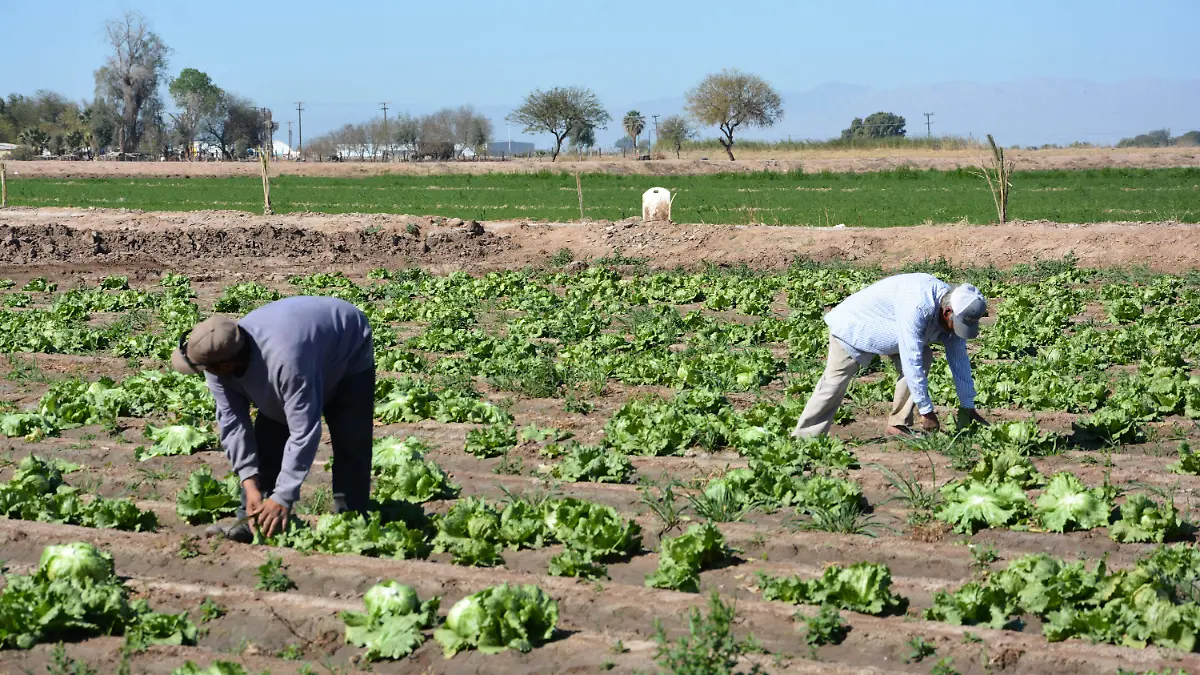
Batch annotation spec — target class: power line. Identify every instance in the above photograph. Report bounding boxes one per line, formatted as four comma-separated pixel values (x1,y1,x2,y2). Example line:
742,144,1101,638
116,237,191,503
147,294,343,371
295,101,305,155
923,112,935,138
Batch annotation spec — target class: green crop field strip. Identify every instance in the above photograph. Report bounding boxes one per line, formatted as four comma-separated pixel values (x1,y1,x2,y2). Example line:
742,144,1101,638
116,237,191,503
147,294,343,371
8,166,1200,225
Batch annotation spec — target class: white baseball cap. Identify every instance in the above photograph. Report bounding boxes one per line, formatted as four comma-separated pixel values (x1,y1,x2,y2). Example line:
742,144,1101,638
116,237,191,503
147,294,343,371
948,285,987,339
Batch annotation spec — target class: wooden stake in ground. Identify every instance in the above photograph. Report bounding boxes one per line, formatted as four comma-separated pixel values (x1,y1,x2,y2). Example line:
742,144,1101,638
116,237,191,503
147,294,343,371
259,148,273,216
575,172,585,221
972,134,1014,224
0,162,7,208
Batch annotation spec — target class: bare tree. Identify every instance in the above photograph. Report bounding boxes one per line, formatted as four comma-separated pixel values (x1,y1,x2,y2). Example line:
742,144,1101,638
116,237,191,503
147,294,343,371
328,125,351,159
418,109,456,160
507,87,611,161
658,115,695,159
362,117,387,160
347,124,369,159
452,105,492,157
94,12,170,155
308,136,336,162
685,69,783,160
302,107,489,163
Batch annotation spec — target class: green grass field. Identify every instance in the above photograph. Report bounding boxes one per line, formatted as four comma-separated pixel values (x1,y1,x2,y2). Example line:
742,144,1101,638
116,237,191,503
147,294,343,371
9,167,1199,226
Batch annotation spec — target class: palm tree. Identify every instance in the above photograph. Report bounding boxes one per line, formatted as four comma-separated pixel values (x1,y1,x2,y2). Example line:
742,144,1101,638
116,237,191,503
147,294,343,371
18,128,50,155
623,110,645,156
65,130,85,156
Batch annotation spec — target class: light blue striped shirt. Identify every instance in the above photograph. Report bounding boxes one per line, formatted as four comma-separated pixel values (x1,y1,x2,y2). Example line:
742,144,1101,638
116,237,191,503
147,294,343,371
824,273,976,414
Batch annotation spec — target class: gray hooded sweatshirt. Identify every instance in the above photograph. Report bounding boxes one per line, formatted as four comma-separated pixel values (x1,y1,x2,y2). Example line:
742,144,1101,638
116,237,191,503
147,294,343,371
205,296,373,508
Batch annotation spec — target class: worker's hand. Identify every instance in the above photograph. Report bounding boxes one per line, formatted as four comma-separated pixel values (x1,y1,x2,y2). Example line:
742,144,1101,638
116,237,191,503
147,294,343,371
919,412,940,433
249,496,290,538
957,407,989,428
243,476,263,515
242,476,288,537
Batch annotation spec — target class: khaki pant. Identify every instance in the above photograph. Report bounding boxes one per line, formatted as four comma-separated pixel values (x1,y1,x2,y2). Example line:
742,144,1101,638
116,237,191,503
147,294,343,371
790,338,933,438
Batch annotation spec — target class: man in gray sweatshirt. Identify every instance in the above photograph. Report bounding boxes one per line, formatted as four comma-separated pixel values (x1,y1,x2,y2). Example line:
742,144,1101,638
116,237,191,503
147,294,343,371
171,296,375,542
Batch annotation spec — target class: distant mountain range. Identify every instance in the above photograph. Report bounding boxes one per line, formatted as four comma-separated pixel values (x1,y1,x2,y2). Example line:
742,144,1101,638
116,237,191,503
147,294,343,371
478,77,1200,150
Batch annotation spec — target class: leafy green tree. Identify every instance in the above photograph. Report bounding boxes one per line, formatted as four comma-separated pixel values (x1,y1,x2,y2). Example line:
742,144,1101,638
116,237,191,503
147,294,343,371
0,103,13,144
199,93,265,160
392,113,419,158
568,120,596,156
841,112,907,140
1117,129,1172,148
64,130,85,155
623,110,645,156
658,115,695,158
507,87,611,161
0,92,88,152
685,69,783,160
168,68,223,159
93,12,171,154
1176,130,1200,147
48,133,67,156
82,100,119,157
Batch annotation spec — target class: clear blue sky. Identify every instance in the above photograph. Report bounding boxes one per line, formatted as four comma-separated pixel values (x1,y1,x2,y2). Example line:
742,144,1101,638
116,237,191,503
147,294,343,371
3,0,1198,144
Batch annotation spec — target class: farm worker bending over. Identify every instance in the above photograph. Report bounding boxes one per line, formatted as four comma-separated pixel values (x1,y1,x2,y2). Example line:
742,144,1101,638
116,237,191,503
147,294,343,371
790,273,989,438
171,296,375,542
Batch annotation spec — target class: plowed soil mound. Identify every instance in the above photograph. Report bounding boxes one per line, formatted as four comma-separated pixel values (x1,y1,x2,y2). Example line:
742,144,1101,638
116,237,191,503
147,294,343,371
0,208,1197,277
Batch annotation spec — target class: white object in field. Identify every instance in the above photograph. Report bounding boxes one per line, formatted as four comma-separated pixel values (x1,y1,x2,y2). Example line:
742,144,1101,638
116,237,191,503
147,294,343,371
641,187,676,222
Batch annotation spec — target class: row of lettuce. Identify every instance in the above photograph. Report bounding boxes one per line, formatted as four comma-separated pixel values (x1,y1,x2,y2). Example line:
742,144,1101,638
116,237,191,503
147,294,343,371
760,542,1200,653
0,540,559,663
2,265,1200,447
8,538,1200,663
3,360,1197,552
3,416,1195,587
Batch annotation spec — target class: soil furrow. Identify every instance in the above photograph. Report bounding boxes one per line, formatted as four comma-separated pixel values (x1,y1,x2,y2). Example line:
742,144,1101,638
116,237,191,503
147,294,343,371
3,518,1198,674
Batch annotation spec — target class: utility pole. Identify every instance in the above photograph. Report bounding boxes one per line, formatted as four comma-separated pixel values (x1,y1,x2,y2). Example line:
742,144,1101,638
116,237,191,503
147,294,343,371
287,121,293,158
379,102,390,161
923,112,935,138
652,114,659,154
295,101,305,157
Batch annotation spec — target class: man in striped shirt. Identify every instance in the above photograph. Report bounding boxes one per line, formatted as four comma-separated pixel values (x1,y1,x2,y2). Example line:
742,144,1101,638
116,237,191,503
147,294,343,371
791,273,989,438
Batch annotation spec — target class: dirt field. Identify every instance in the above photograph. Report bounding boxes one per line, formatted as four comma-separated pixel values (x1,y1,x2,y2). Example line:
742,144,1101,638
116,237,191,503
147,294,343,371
6,145,1200,178
1,208,1198,276
1,207,1200,674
